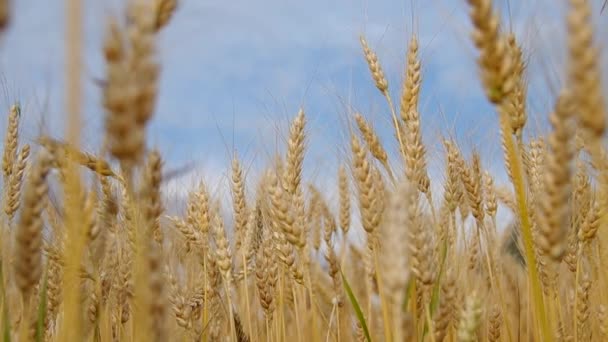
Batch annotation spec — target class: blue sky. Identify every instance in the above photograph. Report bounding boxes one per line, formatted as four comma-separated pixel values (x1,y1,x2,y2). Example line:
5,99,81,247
1,0,607,205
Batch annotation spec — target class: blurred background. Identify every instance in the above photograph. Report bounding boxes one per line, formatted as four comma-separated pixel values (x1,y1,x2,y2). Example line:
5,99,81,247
1,0,607,213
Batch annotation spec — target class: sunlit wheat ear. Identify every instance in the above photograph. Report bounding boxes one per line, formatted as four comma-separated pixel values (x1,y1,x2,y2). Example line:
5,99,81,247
563,229,579,273
153,0,177,31
168,215,203,254
235,208,258,276
461,152,484,224
119,177,137,254
338,164,351,235
401,109,430,196
399,37,429,196
267,171,303,248
324,238,343,308
247,200,264,261
38,136,117,177
408,190,436,288
483,171,497,220
576,272,591,341
166,270,189,329
506,34,527,139
359,36,388,94
45,247,63,335
525,138,545,202
443,140,464,215
255,228,277,319
536,93,574,261
191,181,211,238
2,103,20,182
14,149,52,303
308,188,322,251
351,135,382,235
211,207,233,287
354,112,389,170
272,208,304,283
400,35,421,120
579,199,600,243
467,233,480,271
572,158,591,222
4,144,29,221
283,108,306,196
567,0,606,142
231,156,248,252
465,0,514,104
450,144,473,221
293,183,307,248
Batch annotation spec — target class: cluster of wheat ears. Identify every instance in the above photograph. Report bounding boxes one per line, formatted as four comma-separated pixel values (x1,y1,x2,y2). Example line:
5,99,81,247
0,0,607,341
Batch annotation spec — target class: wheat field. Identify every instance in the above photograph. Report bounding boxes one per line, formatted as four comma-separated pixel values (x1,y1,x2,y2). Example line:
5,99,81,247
0,0,607,341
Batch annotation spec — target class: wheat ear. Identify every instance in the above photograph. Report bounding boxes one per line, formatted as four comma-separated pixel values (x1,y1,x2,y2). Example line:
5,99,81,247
14,149,52,302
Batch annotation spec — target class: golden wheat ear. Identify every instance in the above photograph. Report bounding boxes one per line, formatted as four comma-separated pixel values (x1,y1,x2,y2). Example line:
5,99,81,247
154,0,178,31
230,156,248,253
2,103,20,183
359,36,388,94
568,0,606,143
338,164,351,235
465,0,515,105
14,149,53,302
4,144,30,222
354,113,390,173
400,35,421,121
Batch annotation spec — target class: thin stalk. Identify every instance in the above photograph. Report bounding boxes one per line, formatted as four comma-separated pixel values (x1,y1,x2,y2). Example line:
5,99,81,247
595,243,607,304
574,243,583,342
499,112,550,341
278,268,286,342
410,279,418,341
336,304,341,342
241,254,253,340
306,268,319,341
291,285,302,342
201,261,208,342
424,301,436,342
